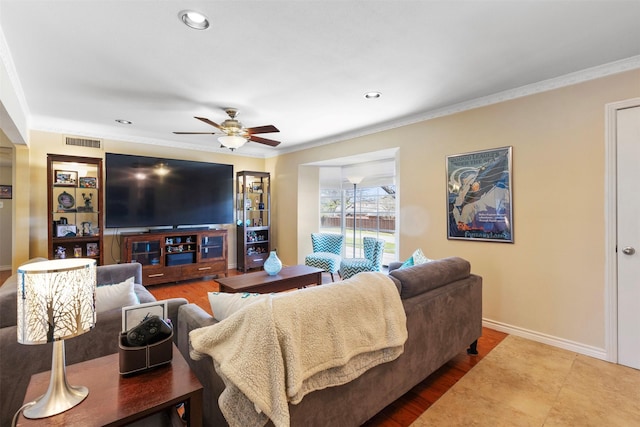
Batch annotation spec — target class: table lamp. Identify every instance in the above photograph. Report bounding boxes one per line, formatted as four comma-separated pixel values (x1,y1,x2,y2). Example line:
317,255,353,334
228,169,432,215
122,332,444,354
17,258,97,419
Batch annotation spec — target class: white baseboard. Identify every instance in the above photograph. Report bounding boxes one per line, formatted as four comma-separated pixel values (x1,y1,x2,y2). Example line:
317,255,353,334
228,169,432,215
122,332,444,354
483,318,607,361
0,265,10,271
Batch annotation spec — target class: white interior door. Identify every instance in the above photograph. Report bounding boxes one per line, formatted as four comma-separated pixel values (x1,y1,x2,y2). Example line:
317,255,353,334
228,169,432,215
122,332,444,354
617,105,640,369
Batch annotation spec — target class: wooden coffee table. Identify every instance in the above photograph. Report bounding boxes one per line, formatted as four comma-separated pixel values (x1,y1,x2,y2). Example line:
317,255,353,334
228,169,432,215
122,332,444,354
218,265,323,293
18,344,202,426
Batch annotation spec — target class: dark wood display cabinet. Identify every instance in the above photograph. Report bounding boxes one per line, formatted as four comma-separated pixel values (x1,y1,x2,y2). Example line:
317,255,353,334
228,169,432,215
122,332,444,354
120,229,228,286
47,154,104,265
236,171,271,272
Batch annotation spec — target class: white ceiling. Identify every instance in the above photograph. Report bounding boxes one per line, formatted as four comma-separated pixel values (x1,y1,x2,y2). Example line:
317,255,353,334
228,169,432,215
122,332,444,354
1,1,639,158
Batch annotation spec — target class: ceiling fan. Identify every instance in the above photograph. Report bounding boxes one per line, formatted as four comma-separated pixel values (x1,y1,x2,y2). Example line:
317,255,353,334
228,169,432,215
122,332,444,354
174,108,280,151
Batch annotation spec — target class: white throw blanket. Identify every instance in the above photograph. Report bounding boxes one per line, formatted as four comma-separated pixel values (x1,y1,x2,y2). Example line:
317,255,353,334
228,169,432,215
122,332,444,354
189,271,408,427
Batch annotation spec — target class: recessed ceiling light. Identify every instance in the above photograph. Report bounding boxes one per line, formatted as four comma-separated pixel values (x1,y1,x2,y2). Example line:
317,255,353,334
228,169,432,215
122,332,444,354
179,10,210,30
364,91,382,99
115,119,132,124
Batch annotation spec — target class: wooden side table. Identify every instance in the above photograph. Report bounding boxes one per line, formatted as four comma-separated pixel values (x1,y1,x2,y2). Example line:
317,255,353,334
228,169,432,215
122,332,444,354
17,344,203,427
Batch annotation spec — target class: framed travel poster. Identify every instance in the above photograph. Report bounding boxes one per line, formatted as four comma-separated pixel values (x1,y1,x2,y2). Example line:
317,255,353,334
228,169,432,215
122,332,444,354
446,146,513,243
0,185,11,199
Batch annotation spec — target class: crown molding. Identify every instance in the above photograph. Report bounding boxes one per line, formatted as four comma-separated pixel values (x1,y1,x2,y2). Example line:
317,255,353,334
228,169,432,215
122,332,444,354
272,55,640,158
0,25,30,145
0,27,29,117
25,55,640,159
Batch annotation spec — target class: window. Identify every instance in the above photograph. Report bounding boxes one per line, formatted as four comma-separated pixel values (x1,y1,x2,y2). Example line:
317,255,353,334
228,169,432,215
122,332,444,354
319,160,397,266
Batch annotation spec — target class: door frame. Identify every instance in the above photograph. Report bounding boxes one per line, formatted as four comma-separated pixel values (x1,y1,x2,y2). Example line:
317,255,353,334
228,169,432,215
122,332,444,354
604,97,640,363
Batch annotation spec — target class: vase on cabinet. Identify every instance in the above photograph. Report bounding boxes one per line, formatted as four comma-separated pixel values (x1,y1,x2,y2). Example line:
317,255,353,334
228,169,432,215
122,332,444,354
264,251,282,276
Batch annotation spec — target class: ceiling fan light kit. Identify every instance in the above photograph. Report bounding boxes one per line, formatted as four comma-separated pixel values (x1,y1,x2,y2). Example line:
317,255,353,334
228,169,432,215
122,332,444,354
218,135,247,150
174,108,281,151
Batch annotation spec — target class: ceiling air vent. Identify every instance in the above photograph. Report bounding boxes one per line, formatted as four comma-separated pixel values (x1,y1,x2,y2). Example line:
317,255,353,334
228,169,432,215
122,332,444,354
64,136,102,149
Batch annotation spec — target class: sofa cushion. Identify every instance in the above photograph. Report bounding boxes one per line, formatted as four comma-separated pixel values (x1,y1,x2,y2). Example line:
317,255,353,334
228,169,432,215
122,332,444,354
390,256,471,299
208,292,271,321
96,276,139,313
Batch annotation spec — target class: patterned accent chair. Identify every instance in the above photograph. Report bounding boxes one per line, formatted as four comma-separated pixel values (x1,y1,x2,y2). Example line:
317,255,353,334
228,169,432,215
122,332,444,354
339,237,385,280
304,233,344,282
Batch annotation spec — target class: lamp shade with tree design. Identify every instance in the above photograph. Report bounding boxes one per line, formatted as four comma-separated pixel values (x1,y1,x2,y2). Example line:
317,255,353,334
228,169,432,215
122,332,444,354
17,258,96,419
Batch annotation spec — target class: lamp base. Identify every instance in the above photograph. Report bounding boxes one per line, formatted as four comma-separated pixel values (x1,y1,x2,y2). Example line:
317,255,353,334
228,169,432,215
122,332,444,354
23,341,89,419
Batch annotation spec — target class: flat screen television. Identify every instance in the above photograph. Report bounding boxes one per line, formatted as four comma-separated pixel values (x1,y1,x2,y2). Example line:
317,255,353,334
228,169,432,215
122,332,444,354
105,153,234,228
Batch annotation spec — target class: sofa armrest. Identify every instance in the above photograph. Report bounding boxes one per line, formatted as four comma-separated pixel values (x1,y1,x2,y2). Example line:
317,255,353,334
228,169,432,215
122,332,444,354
388,261,403,272
165,298,188,344
176,304,218,359
390,257,471,299
176,304,227,427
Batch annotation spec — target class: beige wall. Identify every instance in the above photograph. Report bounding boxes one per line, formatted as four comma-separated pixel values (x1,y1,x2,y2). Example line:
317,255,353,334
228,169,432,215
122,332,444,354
22,131,266,268
8,69,640,355
0,135,12,269
271,69,640,352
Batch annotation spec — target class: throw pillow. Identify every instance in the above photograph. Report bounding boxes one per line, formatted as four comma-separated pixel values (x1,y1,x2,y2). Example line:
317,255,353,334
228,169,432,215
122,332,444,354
400,257,414,269
412,248,431,265
399,248,432,269
208,292,270,321
95,276,140,313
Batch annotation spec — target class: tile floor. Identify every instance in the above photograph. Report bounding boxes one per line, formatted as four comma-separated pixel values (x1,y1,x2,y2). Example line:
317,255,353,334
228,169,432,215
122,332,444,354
411,335,640,426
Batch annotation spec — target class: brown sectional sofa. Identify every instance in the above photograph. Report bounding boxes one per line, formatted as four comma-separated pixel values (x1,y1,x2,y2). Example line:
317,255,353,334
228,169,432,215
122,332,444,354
177,256,483,426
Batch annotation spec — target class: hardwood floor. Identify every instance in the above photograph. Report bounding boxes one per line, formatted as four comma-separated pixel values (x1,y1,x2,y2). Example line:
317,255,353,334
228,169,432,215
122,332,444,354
0,267,505,426
148,271,507,427
363,327,506,426
0,270,10,285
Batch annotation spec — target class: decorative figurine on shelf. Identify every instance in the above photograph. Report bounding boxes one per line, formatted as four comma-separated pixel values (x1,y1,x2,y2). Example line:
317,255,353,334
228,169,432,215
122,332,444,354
55,246,66,259
258,202,265,210
81,221,92,236
86,243,99,257
79,192,93,212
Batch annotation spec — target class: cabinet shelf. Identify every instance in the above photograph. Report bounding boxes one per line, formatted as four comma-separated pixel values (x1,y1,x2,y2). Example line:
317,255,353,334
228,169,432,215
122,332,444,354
47,155,103,264
236,171,271,272
121,229,228,286
53,236,100,243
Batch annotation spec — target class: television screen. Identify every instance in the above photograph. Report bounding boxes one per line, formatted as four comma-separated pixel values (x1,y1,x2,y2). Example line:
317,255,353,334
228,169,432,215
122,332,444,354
105,153,234,228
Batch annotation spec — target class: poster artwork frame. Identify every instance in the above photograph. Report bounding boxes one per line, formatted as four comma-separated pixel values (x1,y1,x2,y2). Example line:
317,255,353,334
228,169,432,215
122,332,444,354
54,170,78,187
446,146,513,243
0,185,11,199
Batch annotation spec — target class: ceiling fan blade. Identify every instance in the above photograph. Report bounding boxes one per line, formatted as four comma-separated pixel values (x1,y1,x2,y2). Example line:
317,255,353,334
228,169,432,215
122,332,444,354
249,135,281,147
173,132,218,135
246,125,279,134
194,116,223,130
